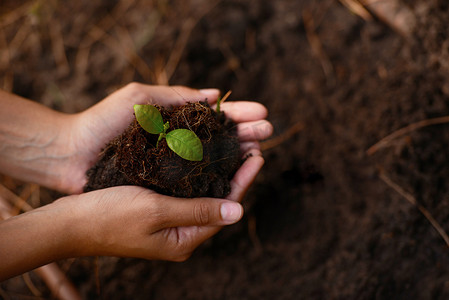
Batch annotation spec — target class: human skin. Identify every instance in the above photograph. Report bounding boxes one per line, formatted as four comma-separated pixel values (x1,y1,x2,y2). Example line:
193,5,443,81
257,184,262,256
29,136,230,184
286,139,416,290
0,83,273,281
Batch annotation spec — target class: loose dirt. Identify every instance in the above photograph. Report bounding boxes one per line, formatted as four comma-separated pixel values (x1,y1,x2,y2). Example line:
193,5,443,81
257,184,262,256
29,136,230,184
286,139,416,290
84,102,241,198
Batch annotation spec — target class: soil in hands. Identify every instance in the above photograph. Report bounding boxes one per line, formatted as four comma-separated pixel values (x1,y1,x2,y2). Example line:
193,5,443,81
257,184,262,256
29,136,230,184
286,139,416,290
84,101,241,198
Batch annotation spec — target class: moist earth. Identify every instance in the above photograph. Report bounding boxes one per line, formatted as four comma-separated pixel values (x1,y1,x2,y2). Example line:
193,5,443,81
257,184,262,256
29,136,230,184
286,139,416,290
84,102,241,198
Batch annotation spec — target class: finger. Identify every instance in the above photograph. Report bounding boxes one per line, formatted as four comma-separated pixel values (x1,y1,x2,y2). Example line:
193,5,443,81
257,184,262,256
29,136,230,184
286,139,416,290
114,84,219,106
157,197,244,228
214,101,268,122
240,141,261,154
142,85,220,106
95,84,216,111
227,149,264,202
150,224,222,261
237,120,273,141
174,225,222,257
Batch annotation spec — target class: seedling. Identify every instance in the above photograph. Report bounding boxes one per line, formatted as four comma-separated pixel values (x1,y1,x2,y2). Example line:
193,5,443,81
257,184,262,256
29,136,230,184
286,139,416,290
133,104,203,161
85,101,241,198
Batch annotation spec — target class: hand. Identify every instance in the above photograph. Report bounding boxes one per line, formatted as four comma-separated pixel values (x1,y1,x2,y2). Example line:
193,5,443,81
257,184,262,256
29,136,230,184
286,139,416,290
0,155,261,281
63,84,272,260
60,83,273,194
64,151,263,261
0,84,273,279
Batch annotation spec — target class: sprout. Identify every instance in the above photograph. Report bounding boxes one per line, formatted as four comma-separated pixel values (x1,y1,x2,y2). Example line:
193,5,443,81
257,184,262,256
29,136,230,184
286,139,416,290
134,104,203,161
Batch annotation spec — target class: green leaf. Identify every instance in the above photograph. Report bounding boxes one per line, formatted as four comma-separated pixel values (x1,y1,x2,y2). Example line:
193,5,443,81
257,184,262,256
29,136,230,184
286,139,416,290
166,129,203,161
134,105,165,134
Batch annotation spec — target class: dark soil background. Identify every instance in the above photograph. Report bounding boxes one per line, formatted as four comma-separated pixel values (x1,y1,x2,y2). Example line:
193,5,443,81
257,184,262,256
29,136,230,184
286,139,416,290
2,0,449,299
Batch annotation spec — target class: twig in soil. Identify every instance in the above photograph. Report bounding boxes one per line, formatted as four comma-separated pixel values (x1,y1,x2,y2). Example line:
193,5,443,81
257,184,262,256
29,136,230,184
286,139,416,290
359,0,415,38
379,171,449,248
8,21,32,55
260,121,304,151
0,2,33,27
366,115,449,156
220,90,232,103
34,264,82,300
0,183,34,213
215,90,232,113
302,9,334,84
19,183,40,209
22,272,42,297
337,0,415,38
338,0,373,21
0,185,82,300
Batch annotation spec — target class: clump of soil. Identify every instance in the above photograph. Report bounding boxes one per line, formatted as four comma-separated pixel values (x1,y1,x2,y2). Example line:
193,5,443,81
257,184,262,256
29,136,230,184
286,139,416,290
84,101,241,198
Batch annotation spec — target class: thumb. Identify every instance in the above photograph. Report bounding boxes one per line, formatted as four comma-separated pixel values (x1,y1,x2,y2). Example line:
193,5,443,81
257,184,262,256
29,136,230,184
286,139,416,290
159,197,244,228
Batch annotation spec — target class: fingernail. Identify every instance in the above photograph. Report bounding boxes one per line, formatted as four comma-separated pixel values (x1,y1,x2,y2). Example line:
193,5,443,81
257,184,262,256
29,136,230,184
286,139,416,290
199,88,220,97
220,202,243,223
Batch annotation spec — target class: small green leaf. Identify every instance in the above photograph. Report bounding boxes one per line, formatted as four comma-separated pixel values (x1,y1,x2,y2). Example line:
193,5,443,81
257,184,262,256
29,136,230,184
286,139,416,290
166,129,203,161
134,105,165,134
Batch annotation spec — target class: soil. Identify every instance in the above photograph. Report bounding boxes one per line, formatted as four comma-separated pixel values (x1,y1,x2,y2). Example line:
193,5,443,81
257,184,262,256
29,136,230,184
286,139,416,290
84,102,241,198
2,0,449,299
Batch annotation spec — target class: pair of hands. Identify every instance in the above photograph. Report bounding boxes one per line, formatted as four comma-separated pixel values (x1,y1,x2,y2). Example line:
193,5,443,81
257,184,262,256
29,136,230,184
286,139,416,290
0,83,272,280
63,83,272,260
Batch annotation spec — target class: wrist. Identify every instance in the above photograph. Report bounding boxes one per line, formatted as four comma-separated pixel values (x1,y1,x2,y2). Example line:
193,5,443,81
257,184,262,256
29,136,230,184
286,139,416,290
0,196,83,279
0,91,85,193
46,195,92,258
44,114,90,194
57,191,113,257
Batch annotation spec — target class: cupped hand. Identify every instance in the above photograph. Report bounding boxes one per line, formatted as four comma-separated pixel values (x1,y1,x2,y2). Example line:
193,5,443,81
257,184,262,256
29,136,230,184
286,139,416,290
0,153,264,280
0,84,274,279
64,148,264,261
56,83,273,261
60,83,272,194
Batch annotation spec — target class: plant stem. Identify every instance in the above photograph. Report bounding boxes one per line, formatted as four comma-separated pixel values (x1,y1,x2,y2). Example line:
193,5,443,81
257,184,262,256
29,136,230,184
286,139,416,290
156,121,169,148
156,133,166,148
